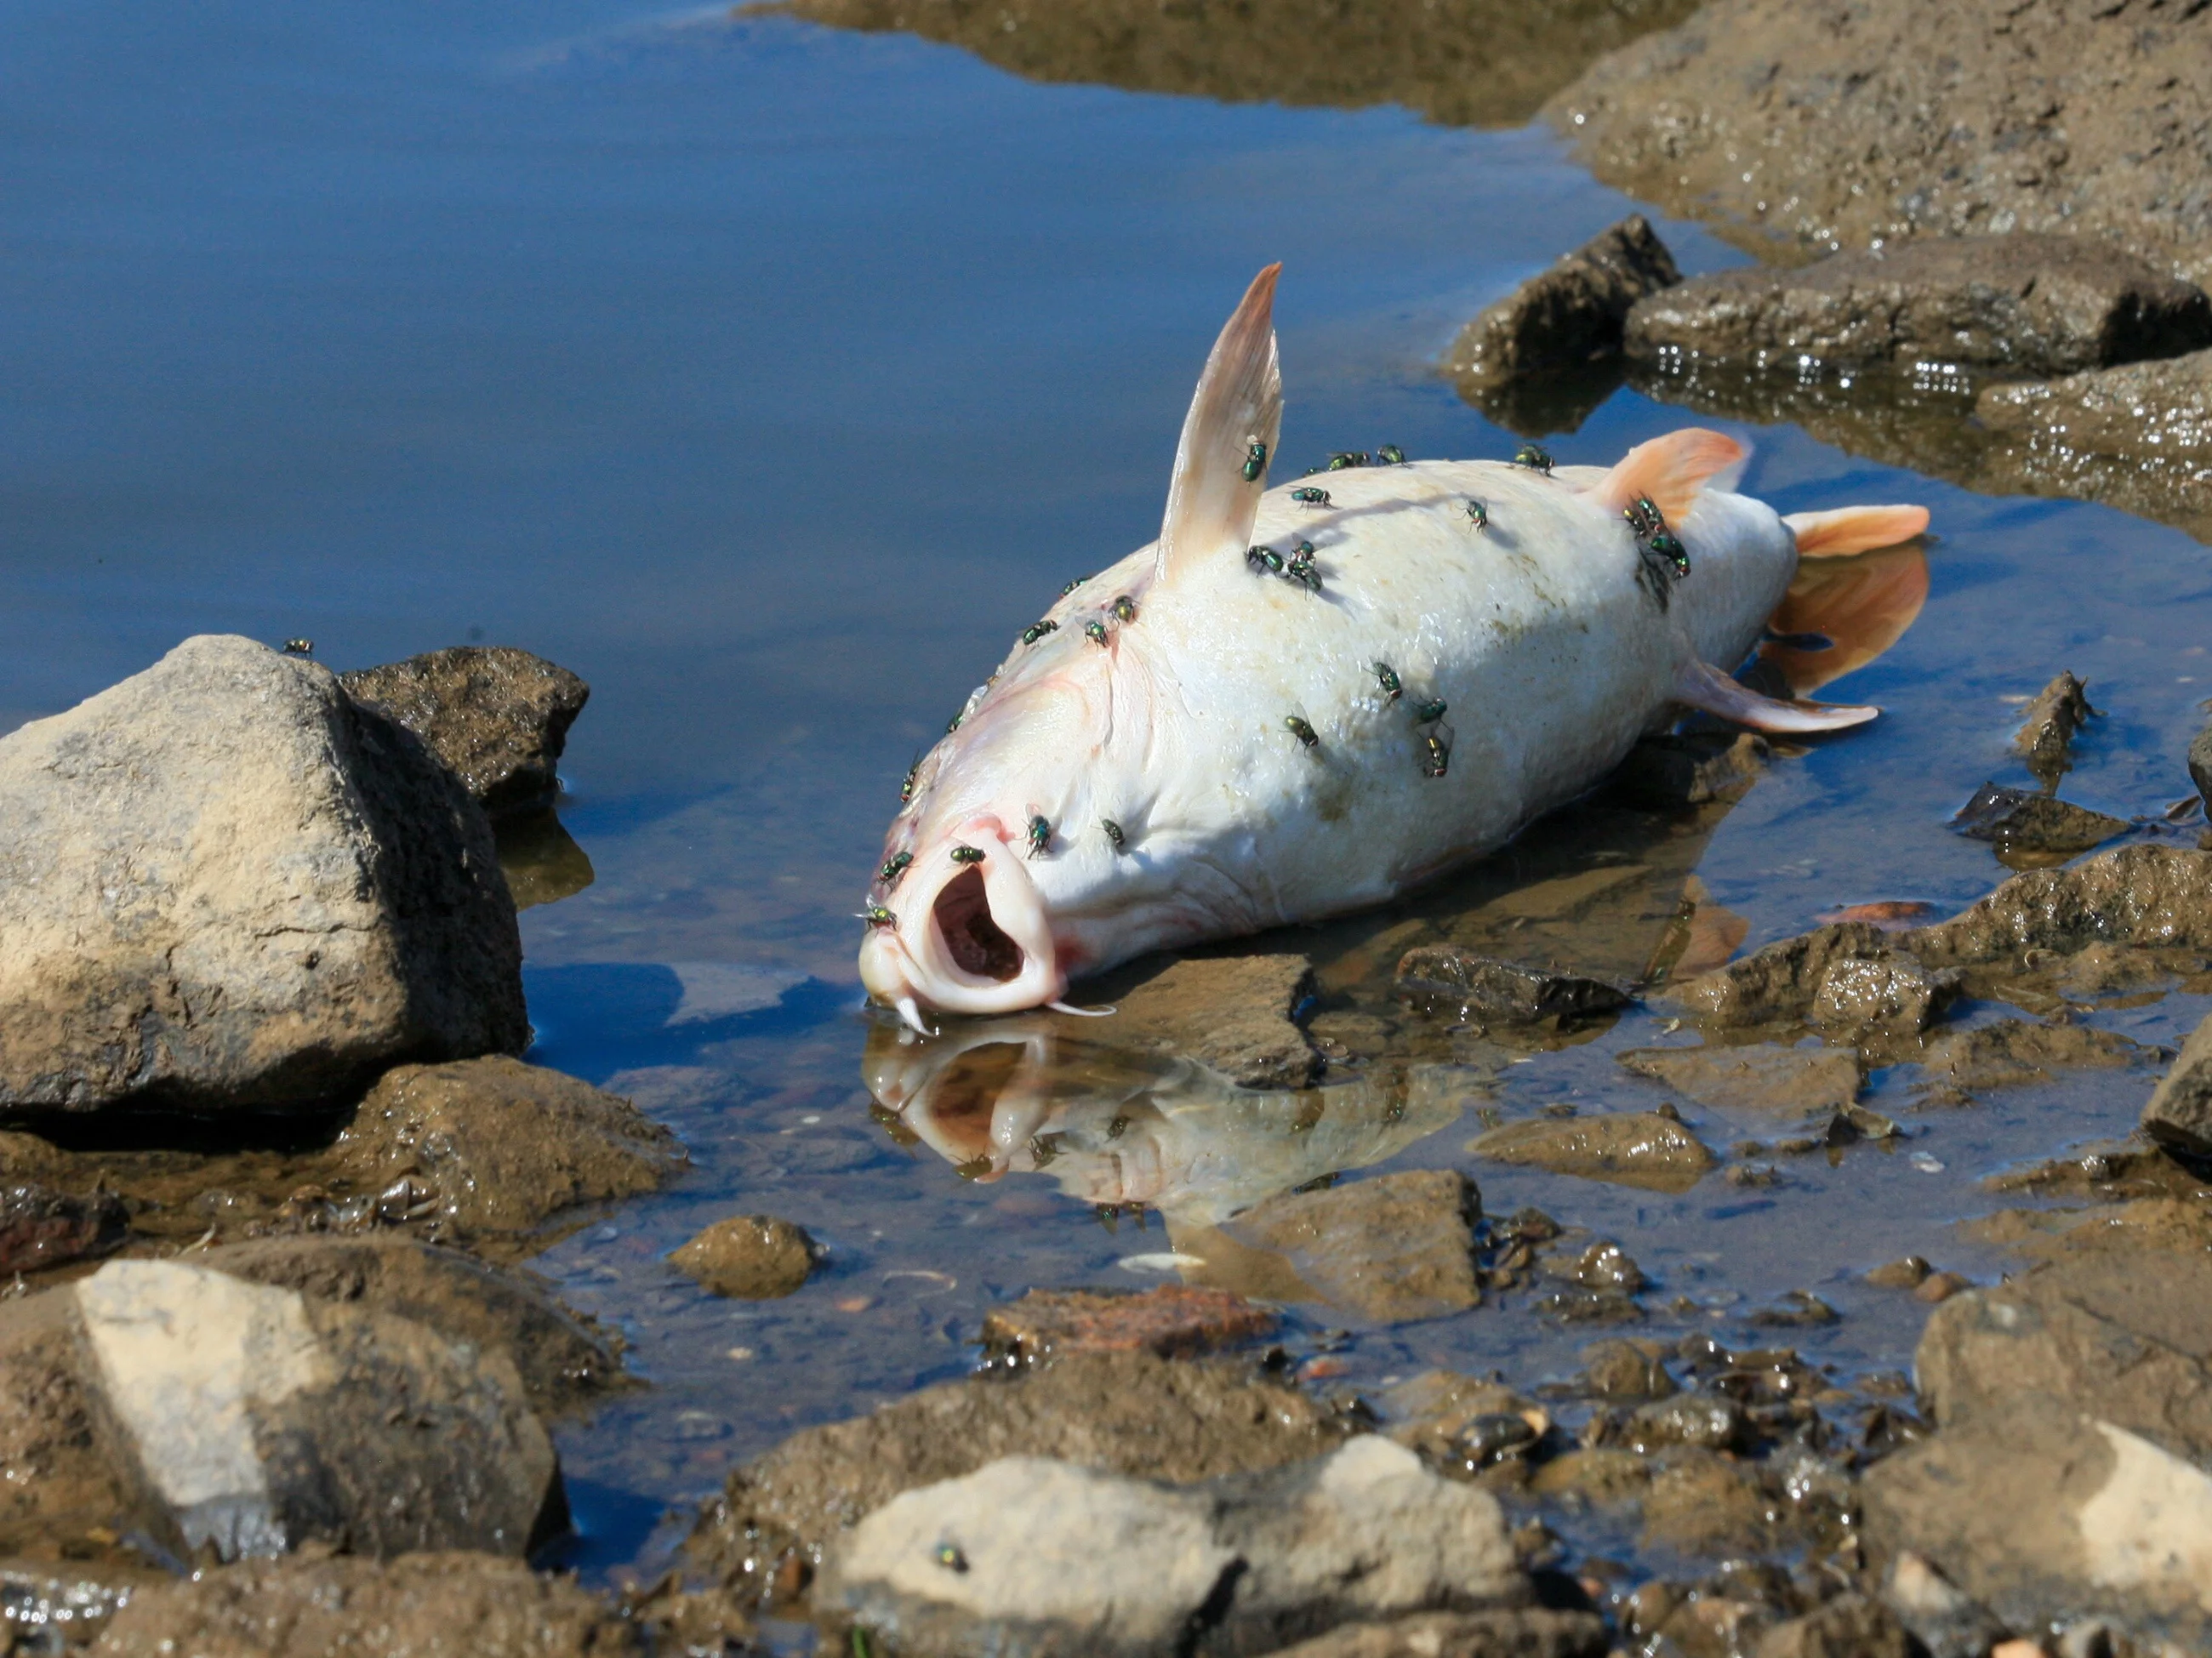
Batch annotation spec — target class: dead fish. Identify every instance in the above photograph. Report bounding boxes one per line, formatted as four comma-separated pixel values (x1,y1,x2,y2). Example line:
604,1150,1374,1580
860,265,1929,1029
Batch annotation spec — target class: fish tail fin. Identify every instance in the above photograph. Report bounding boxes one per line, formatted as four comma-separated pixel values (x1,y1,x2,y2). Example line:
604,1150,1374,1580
1784,504,1930,557
1155,264,1283,585
1589,428,1747,526
1670,658,1878,734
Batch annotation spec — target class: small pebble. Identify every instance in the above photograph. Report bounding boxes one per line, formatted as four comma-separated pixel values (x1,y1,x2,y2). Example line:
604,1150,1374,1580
1914,1271,1971,1303
835,1295,875,1313
1910,1152,1946,1174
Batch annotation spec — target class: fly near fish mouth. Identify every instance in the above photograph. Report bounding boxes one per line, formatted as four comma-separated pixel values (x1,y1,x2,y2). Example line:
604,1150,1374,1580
862,264,1930,1028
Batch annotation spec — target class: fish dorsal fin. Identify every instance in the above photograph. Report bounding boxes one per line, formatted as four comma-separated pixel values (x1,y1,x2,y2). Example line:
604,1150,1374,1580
1155,264,1283,585
1588,429,1746,526
1670,658,1878,734
1784,504,1931,557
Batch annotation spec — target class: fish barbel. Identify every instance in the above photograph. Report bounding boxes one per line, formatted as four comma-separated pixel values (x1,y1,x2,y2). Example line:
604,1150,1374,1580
860,266,1928,1030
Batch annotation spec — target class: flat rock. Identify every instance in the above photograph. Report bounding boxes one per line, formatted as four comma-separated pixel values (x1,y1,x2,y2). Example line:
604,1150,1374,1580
199,1234,624,1416
1622,235,2210,374
1922,1018,2145,1096
0,1182,126,1276
1468,1113,1713,1194
89,1550,641,1657
1066,954,1320,1089
335,1056,686,1238
670,1213,821,1300
689,1350,1342,1592
1265,1608,1607,1658
1951,782,2129,859
0,635,526,1114
1907,845,2212,964
1550,0,2212,293
1618,1043,1859,1115
1981,348,2212,482
1667,922,1891,1026
981,1286,1275,1365
1605,731,1767,810
1225,1171,1481,1324
339,646,589,818
2013,672,2097,783
2144,1006,2212,1159
1446,214,1679,390
1394,947,1630,1027
812,1439,1526,1658
75,1258,564,1561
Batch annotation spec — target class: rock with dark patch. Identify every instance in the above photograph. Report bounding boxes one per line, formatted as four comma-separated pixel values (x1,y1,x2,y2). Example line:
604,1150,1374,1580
1265,1608,1608,1658
1446,216,1680,392
1922,1018,2146,1096
0,1183,126,1276
2014,672,2097,783
1667,922,1890,1027
198,1234,624,1417
1754,1594,1913,1658
75,1258,566,1562
812,1439,1527,1658
981,1286,1275,1365
1618,1043,1859,1115
339,646,590,818
688,1350,1342,1593
90,1551,643,1657
1549,0,2212,293
1951,783,2129,859
0,635,526,1115
2144,1008,2212,1163
1064,954,1320,1089
1623,1393,1749,1456
1578,1339,1676,1401
1468,1113,1713,1193
1810,955,1962,1044
1377,1372,1548,1471
1605,731,1768,810
335,1057,685,1239
1907,845,2212,964
670,1214,821,1300
1226,1171,1481,1324
1395,947,1630,1028
1622,236,2211,375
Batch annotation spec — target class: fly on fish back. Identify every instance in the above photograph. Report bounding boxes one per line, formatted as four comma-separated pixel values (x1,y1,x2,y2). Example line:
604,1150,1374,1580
1241,441,1268,482
1465,499,1489,533
1284,715,1319,750
1101,818,1126,852
1376,444,1406,464
1111,595,1137,623
1373,662,1403,701
1420,727,1451,778
1084,620,1109,647
1246,544,1284,574
1025,815,1052,859
1512,442,1554,475
1412,698,1447,726
1019,618,1058,647
1291,487,1331,507
878,850,913,887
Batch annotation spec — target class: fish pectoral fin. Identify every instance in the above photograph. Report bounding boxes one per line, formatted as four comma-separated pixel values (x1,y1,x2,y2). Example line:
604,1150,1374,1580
1784,504,1931,557
1588,428,1747,526
1154,264,1283,585
1670,658,1878,734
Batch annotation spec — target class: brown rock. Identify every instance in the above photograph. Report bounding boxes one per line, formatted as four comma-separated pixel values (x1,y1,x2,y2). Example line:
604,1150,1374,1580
1263,1607,1608,1658
336,1057,685,1239
1866,1256,1930,1291
1639,1449,1775,1554
980,1285,1274,1364
1065,953,1320,1088
1527,1448,1649,1506
1907,845,2212,964
89,1551,642,1657
1914,1272,1970,1305
1622,236,2210,375
1578,1339,1676,1400
1618,1043,1859,1115
1810,954,1962,1043
340,646,590,818
1227,1170,1481,1323
1606,731,1768,810
1395,947,1630,1027
1982,350,2212,493
670,1214,821,1300
1951,783,2129,861
0,1289,135,1558
1668,922,1890,1026
0,1183,126,1276
1755,1594,1914,1658
2014,672,2097,783
1379,1371,1547,1468
1469,1112,1713,1194
2142,1006,2212,1160
1446,215,1680,390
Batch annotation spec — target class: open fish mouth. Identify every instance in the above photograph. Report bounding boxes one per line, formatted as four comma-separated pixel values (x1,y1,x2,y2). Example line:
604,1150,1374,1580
858,831,1064,1027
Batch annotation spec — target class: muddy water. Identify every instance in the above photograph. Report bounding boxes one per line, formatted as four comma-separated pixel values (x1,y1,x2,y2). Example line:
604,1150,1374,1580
7,0,2212,1606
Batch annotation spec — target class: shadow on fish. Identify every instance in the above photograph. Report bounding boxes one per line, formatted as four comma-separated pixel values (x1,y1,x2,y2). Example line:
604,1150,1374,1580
860,265,1930,1032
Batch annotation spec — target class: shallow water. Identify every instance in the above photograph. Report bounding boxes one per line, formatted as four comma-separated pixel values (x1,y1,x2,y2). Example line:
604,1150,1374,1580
8,0,2212,1601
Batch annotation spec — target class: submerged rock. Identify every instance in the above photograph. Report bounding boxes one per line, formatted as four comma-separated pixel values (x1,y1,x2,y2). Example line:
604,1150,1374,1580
1622,235,2211,374
75,1258,565,1561
1067,953,1320,1089
1605,731,1768,810
2141,1008,2212,1160
1468,1112,1713,1193
1921,1018,2146,1096
0,1182,126,1276
1225,1171,1482,1324
0,635,526,1115
1446,215,1680,393
339,645,589,818
1617,1043,1859,1115
2014,671,2097,783
90,1551,642,1657
1951,782,2129,860
1981,348,2212,494
1667,922,1890,1027
981,1286,1275,1365
812,1439,1526,1658
1394,947,1630,1028
1908,844,2212,964
690,1350,1341,1592
335,1056,686,1239
0,1288,136,1558
670,1214,822,1300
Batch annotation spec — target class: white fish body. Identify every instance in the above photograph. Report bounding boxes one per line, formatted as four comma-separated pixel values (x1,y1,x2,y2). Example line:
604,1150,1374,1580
859,269,1927,1027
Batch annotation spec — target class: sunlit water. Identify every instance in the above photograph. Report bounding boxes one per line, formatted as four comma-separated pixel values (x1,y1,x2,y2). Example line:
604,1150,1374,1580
8,0,2212,1592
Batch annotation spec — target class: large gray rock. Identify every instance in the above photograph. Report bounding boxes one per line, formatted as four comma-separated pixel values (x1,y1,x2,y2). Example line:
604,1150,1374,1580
340,646,589,818
813,1438,1526,1658
0,635,526,1114
1622,235,2210,373
2143,1008,2212,1159
1445,216,1680,390
74,1258,564,1561
1224,1171,1481,1324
